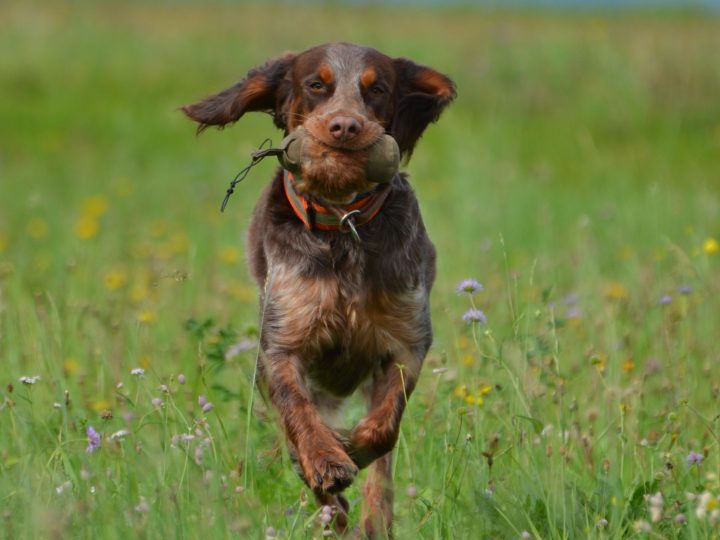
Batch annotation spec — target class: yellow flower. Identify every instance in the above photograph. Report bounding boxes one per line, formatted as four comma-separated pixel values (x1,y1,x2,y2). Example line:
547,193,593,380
591,353,606,373
74,216,99,239
64,358,79,376
139,355,151,368
27,218,49,239
137,310,156,324
462,354,475,366
219,246,241,265
91,399,112,412
465,394,483,406
453,384,468,398
82,195,108,218
479,383,493,395
622,358,635,373
605,281,628,301
704,238,719,255
104,270,128,290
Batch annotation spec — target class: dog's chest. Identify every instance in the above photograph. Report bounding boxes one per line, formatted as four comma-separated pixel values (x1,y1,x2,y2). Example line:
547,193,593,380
265,261,426,360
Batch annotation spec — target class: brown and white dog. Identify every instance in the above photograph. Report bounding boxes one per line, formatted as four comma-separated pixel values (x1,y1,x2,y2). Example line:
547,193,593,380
183,42,455,537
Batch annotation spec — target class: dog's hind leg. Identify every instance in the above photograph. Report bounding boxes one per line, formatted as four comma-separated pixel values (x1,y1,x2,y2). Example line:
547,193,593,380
361,452,394,539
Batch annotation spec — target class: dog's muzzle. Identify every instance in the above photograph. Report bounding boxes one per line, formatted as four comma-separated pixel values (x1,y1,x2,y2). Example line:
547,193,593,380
278,127,400,185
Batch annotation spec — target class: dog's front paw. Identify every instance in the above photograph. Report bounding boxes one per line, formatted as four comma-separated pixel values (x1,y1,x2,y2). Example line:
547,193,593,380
344,420,398,470
301,446,358,494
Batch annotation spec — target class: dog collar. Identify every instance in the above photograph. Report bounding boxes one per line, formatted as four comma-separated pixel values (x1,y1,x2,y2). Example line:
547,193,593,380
283,170,391,239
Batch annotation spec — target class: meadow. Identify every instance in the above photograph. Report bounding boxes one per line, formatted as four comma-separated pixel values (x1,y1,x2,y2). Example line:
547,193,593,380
1,2,720,538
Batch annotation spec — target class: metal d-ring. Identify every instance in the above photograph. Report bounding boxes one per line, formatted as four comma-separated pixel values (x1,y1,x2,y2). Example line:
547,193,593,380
339,209,362,242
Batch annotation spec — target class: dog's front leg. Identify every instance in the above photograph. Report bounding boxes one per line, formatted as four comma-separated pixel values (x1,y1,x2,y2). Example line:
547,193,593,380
346,350,421,470
265,353,358,494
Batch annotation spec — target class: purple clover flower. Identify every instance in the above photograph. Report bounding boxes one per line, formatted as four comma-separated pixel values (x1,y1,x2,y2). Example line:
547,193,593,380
678,284,693,295
455,279,483,295
462,309,487,324
658,295,672,305
198,394,207,407
202,402,214,413
687,450,704,466
225,338,257,360
86,426,101,453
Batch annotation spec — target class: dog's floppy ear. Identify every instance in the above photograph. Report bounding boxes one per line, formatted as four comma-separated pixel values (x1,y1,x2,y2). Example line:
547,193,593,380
390,58,456,158
182,53,296,133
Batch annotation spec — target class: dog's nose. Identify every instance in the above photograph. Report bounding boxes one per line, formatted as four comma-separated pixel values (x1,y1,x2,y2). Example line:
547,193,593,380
328,116,362,141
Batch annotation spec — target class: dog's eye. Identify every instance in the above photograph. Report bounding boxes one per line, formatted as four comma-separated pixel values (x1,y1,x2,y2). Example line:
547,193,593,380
308,81,324,91
370,85,385,95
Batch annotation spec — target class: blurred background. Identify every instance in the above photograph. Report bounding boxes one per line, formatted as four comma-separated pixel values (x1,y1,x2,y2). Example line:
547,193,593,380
1,1,719,538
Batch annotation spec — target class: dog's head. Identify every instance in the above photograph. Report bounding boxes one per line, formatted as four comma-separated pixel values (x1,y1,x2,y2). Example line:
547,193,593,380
183,43,455,202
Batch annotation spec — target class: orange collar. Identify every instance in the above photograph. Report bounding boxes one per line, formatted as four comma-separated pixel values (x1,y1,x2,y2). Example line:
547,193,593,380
283,171,390,236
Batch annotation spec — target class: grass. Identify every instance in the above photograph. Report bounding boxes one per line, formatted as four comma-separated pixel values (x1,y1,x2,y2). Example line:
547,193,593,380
1,2,720,538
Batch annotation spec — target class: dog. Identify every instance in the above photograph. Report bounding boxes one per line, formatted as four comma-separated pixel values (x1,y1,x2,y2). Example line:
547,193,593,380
183,42,455,537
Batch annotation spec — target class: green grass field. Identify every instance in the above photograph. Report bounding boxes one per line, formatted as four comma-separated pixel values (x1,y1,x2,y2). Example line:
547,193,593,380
1,2,720,538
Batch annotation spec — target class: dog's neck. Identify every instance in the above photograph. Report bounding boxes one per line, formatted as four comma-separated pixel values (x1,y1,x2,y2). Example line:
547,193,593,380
283,171,391,237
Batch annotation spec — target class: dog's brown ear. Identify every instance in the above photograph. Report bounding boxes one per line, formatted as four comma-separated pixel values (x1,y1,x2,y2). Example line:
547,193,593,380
182,53,296,133
390,58,456,159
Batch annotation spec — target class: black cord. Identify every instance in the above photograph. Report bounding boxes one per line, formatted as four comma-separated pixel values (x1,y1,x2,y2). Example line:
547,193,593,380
220,138,278,212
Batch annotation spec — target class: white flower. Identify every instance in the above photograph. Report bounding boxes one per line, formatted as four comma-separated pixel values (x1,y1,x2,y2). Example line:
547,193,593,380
19,375,40,385
130,368,145,377
110,430,130,441
55,481,72,494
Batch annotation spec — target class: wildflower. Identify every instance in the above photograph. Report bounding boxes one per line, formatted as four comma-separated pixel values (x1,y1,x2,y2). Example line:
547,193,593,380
605,281,628,300
674,513,686,525
634,520,651,533
432,367,449,374
704,238,719,255
406,485,418,498
647,492,663,523
110,430,130,441
225,339,257,360
597,518,608,528
159,384,169,393
622,359,635,373
265,527,277,540
696,491,717,520
678,284,693,295
137,310,156,324
130,368,145,377
462,309,487,324
198,394,208,407
658,295,672,305
151,398,163,408
19,375,40,385
53,402,62,409
202,402,214,413
63,358,79,375
103,270,127,290
687,450,704,466
566,307,582,320
177,374,186,385
55,481,73,495
134,496,150,514
86,426,101,453
74,216,99,240
564,293,578,305
82,195,108,218
520,532,531,539
218,246,241,265
456,279,483,295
